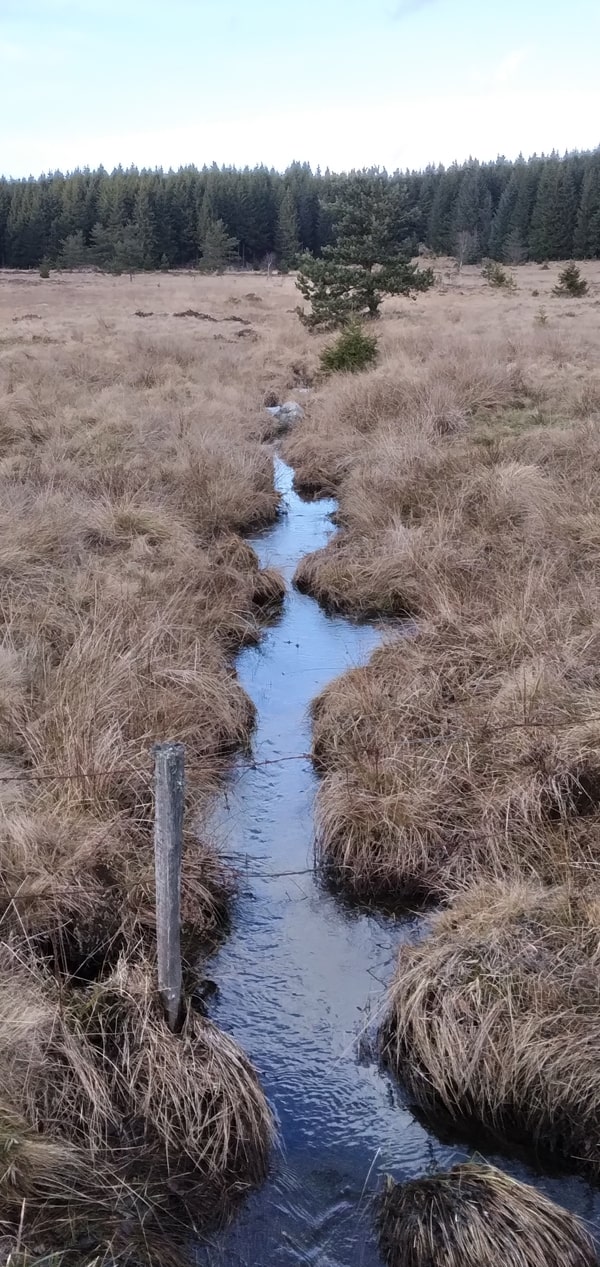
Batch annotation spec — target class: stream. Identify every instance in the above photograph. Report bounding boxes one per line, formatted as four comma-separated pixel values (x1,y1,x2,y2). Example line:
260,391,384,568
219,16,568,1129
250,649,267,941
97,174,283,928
198,457,600,1266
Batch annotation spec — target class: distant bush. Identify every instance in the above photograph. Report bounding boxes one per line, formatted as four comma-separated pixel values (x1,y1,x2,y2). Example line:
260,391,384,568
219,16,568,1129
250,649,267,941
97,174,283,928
535,306,549,326
320,321,378,374
481,259,516,290
553,263,589,297
39,260,50,279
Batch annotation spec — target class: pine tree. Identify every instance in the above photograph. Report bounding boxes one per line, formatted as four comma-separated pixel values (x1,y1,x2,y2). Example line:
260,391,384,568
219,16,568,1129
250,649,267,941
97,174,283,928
113,225,145,275
503,228,527,264
2,153,600,275
173,170,199,264
89,222,114,269
428,167,462,255
132,184,159,269
200,219,239,272
275,186,300,268
489,172,519,260
509,161,542,251
410,170,437,245
285,162,320,254
58,229,88,269
296,174,433,329
529,160,577,261
197,181,220,250
553,262,589,296
574,156,600,258
453,165,492,261
0,182,10,267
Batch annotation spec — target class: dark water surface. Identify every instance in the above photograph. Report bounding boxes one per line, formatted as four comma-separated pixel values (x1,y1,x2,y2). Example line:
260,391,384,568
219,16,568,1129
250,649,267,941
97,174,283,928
198,458,600,1265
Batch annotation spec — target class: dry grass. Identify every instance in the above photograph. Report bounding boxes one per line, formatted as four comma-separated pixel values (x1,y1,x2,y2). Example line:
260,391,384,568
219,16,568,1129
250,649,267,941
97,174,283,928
381,880,600,1177
0,271,313,952
288,261,600,1187
284,261,600,900
310,592,600,900
377,1163,598,1267
0,940,273,1263
0,270,316,1259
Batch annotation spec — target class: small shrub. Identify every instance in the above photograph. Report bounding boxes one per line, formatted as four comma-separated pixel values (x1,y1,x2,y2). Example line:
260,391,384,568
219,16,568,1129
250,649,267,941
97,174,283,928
531,288,539,296
535,306,549,326
481,259,516,291
39,261,50,280
553,262,589,297
320,321,378,375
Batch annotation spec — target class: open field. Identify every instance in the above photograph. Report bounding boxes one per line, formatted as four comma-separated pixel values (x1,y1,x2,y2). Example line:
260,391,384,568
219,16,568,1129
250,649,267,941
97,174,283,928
0,268,320,1261
4,260,600,1254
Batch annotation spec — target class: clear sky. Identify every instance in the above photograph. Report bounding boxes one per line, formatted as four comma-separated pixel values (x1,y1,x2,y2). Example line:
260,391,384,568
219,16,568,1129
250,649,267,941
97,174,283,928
1,0,599,178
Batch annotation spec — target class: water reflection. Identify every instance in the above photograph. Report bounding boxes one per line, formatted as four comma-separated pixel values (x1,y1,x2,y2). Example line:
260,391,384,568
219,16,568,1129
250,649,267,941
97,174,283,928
198,459,600,1265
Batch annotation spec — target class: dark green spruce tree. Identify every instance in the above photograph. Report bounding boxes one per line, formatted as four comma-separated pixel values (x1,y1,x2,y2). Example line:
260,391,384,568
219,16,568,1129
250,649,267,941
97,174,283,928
200,218,239,272
427,165,462,255
275,186,300,268
3,153,600,271
58,229,88,269
453,164,492,261
296,174,433,329
489,171,519,260
529,159,577,260
574,155,600,257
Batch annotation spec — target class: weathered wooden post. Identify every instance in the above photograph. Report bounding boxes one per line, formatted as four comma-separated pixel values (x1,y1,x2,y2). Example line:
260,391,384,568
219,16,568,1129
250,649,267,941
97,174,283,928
153,742,185,1031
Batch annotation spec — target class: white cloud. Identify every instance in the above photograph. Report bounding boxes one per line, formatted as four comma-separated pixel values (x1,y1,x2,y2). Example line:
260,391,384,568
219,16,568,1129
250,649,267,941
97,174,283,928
494,48,528,85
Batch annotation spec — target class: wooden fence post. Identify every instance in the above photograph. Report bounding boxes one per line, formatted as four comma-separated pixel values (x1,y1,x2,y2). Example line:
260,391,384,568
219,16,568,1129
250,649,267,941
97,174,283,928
153,741,185,1031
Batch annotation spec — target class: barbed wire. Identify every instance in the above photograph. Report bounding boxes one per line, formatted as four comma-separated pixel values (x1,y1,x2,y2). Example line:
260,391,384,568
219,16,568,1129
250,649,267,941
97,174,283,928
0,753,314,784
2,711,600,785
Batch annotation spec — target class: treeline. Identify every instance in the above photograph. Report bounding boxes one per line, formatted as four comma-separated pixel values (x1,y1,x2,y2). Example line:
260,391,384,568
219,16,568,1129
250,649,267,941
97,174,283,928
1,150,600,271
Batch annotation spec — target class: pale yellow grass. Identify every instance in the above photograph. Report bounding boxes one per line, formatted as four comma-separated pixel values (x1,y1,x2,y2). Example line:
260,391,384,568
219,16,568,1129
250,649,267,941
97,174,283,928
381,880,600,1181
288,259,600,1188
0,269,314,1259
0,270,315,947
285,261,600,902
378,1163,598,1267
0,939,273,1262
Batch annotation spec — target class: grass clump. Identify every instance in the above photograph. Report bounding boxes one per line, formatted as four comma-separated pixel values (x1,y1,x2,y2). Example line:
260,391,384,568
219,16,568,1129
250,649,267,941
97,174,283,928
0,942,273,1262
377,1164,598,1267
310,601,600,902
69,955,274,1197
553,263,589,297
381,880,600,1178
319,321,378,375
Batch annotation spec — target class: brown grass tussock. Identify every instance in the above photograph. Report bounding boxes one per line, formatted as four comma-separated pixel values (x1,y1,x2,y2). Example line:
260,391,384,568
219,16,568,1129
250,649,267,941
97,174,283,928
377,1163,598,1267
381,880,600,1177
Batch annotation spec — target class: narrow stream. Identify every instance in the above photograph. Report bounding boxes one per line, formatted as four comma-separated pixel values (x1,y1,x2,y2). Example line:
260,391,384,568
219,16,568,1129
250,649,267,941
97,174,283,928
198,457,600,1265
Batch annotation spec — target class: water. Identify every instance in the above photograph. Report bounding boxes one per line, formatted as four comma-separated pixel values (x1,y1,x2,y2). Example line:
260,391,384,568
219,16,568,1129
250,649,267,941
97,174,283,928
198,458,600,1265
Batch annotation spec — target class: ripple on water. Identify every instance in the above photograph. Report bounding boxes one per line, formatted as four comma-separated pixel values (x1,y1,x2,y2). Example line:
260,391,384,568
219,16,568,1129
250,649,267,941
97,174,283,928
197,458,600,1267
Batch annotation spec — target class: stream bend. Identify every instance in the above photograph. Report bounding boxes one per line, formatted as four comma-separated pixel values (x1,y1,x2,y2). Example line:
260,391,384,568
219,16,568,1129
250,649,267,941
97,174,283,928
199,457,600,1266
